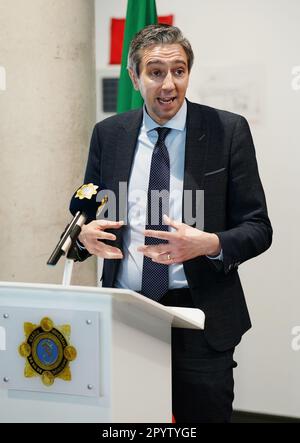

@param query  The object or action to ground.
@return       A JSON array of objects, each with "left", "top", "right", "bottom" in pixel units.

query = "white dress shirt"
[{"left": 115, "top": 101, "right": 189, "bottom": 291}]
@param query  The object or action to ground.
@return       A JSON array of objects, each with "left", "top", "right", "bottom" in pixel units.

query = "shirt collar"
[{"left": 142, "top": 99, "right": 187, "bottom": 133}]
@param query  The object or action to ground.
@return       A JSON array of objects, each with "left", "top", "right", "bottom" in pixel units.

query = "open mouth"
[{"left": 157, "top": 97, "right": 176, "bottom": 105}]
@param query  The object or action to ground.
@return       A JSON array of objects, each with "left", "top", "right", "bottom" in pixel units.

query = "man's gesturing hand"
[
  {"left": 78, "top": 220, "right": 124, "bottom": 259},
  {"left": 137, "top": 215, "right": 221, "bottom": 264}
]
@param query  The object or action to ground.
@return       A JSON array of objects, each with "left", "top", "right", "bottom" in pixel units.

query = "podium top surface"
[{"left": 0, "top": 281, "right": 204, "bottom": 330}]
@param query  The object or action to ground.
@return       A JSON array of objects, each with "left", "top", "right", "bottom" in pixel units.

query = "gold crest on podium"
[{"left": 18, "top": 317, "right": 77, "bottom": 386}]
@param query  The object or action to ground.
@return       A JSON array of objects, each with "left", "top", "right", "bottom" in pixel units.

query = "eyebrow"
[{"left": 145, "top": 59, "right": 187, "bottom": 67}]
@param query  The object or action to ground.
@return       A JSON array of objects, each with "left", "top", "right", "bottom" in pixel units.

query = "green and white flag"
[{"left": 117, "top": 0, "right": 158, "bottom": 113}]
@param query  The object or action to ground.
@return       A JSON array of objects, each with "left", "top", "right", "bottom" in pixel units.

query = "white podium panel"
[
  {"left": 1, "top": 307, "right": 100, "bottom": 397},
  {"left": 0, "top": 282, "right": 204, "bottom": 423}
]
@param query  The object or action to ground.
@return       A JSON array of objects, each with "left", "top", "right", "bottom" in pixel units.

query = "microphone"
[{"left": 47, "top": 183, "right": 108, "bottom": 266}]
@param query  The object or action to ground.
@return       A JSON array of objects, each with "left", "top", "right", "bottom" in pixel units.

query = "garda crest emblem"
[
  {"left": 75, "top": 183, "right": 98, "bottom": 200},
  {"left": 18, "top": 317, "right": 77, "bottom": 386}
]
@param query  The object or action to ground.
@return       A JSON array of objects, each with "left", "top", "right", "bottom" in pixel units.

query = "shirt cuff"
[
  {"left": 206, "top": 249, "right": 223, "bottom": 261},
  {"left": 76, "top": 239, "right": 86, "bottom": 250}
]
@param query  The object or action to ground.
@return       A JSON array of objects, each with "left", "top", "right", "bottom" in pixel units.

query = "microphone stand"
[
  {"left": 61, "top": 235, "right": 86, "bottom": 286},
  {"left": 62, "top": 258, "right": 74, "bottom": 286}
]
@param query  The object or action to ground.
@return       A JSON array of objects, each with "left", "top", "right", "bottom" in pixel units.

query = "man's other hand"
[
  {"left": 137, "top": 215, "right": 220, "bottom": 264},
  {"left": 78, "top": 220, "right": 124, "bottom": 259}
]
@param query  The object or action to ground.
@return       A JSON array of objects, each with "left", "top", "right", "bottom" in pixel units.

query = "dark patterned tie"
[{"left": 141, "top": 127, "right": 171, "bottom": 301}]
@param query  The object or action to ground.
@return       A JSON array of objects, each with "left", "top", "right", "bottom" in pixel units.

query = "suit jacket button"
[{"left": 228, "top": 264, "right": 233, "bottom": 271}]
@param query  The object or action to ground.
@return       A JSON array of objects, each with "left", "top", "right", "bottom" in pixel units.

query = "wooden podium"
[{"left": 0, "top": 281, "right": 204, "bottom": 423}]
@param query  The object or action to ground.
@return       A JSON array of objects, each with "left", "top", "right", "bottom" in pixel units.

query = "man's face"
[{"left": 129, "top": 44, "right": 190, "bottom": 125}]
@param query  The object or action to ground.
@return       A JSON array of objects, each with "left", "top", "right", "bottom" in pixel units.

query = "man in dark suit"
[{"left": 74, "top": 24, "right": 272, "bottom": 422}]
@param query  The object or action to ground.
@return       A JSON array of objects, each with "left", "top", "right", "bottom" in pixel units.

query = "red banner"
[{"left": 110, "top": 15, "right": 174, "bottom": 65}]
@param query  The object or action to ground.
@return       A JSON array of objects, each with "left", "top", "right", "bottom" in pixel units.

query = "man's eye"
[
  {"left": 175, "top": 69, "right": 185, "bottom": 76},
  {"left": 151, "top": 70, "right": 161, "bottom": 77}
]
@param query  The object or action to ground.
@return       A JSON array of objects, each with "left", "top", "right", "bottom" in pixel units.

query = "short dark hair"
[{"left": 127, "top": 24, "right": 194, "bottom": 76}]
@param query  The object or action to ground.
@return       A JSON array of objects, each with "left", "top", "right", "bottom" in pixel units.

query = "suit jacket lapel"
[
  {"left": 108, "top": 103, "right": 208, "bottom": 225},
  {"left": 104, "top": 109, "right": 143, "bottom": 217},
  {"left": 183, "top": 101, "right": 208, "bottom": 227},
  {"left": 112, "top": 102, "right": 208, "bottom": 193},
  {"left": 113, "top": 109, "right": 143, "bottom": 187}
]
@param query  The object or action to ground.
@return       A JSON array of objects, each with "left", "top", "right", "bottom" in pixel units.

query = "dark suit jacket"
[{"left": 76, "top": 100, "right": 272, "bottom": 351}]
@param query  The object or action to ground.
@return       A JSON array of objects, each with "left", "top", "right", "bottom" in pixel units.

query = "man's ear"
[{"left": 128, "top": 68, "right": 140, "bottom": 91}]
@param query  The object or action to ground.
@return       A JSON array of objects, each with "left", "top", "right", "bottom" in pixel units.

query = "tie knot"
[{"left": 155, "top": 127, "right": 171, "bottom": 144}]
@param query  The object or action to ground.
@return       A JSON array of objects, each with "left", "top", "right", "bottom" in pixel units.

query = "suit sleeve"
[
  {"left": 216, "top": 116, "right": 272, "bottom": 274},
  {"left": 84, "top": 124, "right": 102, "bottom": 184}
]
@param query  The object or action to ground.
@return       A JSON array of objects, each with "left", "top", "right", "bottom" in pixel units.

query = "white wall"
[
  {"left": 95, "top": 0, "right": 300, "bottom": 417},
  {"left": 0, "top": 0, "right": 97, "bottom": 287}
]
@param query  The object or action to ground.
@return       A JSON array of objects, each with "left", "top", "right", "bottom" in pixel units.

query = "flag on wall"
[
  {"left": 110, "top": 15, "right": 174, "bottom": 65},
  {"left": 116, "top": 0, "right": 158, "bottom": 113}
]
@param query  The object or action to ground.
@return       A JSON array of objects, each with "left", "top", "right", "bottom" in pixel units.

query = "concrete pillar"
[{"left": 0, "top": 0, "right": 96, "bottom": 286}]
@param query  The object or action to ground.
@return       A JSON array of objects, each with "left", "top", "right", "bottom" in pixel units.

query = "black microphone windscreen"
[{"left": 69, "top": 183, "right": 108, "bottom": 223}]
